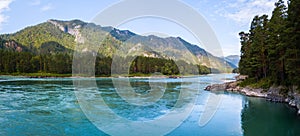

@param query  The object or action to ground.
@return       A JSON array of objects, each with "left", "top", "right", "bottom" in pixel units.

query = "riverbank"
[
  {"left": 0, "top": 73, "right": 184, "bottom": 78},
  {"left": 0, "top": 73, "right": 73, "bottom": 78},
  {"left": 204, "top": 81, "right": 300, "bottom": 115}
]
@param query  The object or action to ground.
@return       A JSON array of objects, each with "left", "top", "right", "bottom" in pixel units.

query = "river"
[{"left": 0, "top": 74, "right": 299, "bottom": 135}]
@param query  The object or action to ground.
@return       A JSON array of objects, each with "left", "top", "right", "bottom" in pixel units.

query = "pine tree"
[
  {"left": 239, "top": 15, "right": 269, "bottom": 80},
  {"left": 239, "top": 31, "right": 251, "bottom": 76},
  {"left": 239, "top": 0, "right": 300, "bottom": 90},
  {"left": 267, "top": 0, "right": 288, "bottom": 84},
  {"left": 285, "top": 0, "right": 300, "bottom": 86}
]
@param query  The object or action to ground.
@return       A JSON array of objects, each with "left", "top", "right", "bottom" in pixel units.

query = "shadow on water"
[{"left": 242, "top": 97, "right": 300, "bottom": 136}]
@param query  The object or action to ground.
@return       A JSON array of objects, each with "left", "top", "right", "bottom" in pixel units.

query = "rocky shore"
[{"left": 204, "top": 81, "right": 300, "bottom": 115}]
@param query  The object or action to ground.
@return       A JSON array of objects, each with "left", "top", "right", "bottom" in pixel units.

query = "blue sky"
[{"left": 0, "top": 0, "right": 278, "bottom": 56}]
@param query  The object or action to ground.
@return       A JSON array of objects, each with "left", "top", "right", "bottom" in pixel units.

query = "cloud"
[
  {"left": 41, "top": 3, "right": 53, "bottom": 11},
  {"left": 218, "top": 0, "right": 277, "bottom": 27},
  {"left": 30, "top": 0, "right": 40, "bottom": 6},
  {"left": 0, "top": 0, "right": 13, "bottom": 30}
]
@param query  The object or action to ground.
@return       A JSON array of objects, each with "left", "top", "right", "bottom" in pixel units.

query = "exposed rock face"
[
  {"left": 48, "top": 19, "right": 85, "bottom": 43},
  {"left": 205, "top": 81, "right": 300, "bottom": 115},
  {"left": 2, "top": 40, "right": 25, "bottom": 52}
]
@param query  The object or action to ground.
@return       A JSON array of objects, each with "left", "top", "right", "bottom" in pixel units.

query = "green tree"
[
  {"left": 285, "top": 0, "right": 300, "bottom": 86},
  {"left": 239, "top": 15, "right": 269, "bottom": 80},
  {"left": 267, "top": 0, "right": 288, "bottom": 84}
]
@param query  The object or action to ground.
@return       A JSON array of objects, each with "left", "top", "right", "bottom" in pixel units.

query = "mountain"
[
  {"left": 0, "top": 19, "right": 235, "bottom": 72},
  {"left": 225, "top": 55, "right": 240, "bottom": 68}
]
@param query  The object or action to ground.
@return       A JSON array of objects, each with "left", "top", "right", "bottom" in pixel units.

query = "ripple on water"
[{"left": 1, "top": 74, "right": 299, "bottom": 136}]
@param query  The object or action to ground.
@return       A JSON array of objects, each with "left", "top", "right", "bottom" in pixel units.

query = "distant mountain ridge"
[
  {"left": 225, "top": 55, "right": 240, "bottom": 68},
  {"left": 0, "top": 19, "right": 235, "bottom": 72}
]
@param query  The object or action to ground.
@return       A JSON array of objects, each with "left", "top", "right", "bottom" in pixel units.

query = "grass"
[{"left": 238, "top": 77, "right": 271, "bottom": 90}]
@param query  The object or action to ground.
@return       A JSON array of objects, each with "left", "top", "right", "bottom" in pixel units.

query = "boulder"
[
  {"left": 289, "top": 100, "right": 296, "bottom": 107},
  {"left": 235, "top": 75, "right": 248, "bottom": 81},
  {"left": 204, "top": 83, "right": 226, "bottom": 91},
  {"left": 266, "top": 86, "right": 286, "bottom": 102},
  {"left": 205, "top": 81, "right": 240, "bottom": 92}
]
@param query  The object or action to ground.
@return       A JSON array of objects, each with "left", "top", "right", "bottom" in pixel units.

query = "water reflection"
[{"left": 241, "top": 97, "right": 300, "bottom": 136}]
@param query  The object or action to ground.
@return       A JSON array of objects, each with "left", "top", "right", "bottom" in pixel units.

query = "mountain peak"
[
  {"left": 47, "top": 19, "right": 86, "bottom": 33},
  {"left": 47, "top": 19, "right": 86, "bottom": 26}
]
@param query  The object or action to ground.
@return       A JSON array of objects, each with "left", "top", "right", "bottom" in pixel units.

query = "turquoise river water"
[{"left": 0, "top": 74, "right": 299, "bottom": 136}]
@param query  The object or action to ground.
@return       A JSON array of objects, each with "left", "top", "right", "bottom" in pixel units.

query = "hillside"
[
  {"left": 0, "top": 19, "right": 235, "bottom": 73},
  {"left": 225, "top": 55, "right": 240, "bottom": 68}
]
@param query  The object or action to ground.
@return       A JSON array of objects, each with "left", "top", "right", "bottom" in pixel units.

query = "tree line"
[
  {"left": 239, "top": 0, "right": 300, "bottom": 87},
  {"left": 0, "top": 49, "right": 210, "bottom": 76}
]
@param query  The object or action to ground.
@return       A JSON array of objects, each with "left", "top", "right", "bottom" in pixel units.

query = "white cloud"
[
  {"left": 0, "top": 0, "right": 13, "bottom": 30},
  {"left": 41, "top": 3, "right": 53, "bottom": 11},
  {"left": 219, "top": 0, "right": 277, "bottom": 27},
  {"left": 30, "top": 0, "right": 41, "bottom": 6}
]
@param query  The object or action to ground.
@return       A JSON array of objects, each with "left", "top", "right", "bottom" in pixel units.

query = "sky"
[{"left": 0, "top": 0, "right": 279, "bottom": 56}]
